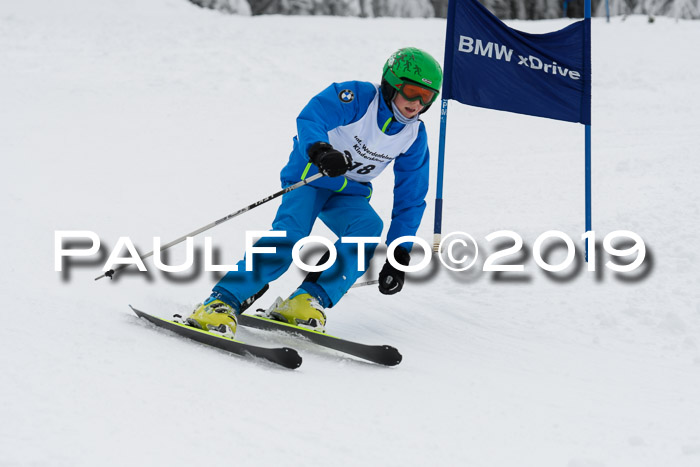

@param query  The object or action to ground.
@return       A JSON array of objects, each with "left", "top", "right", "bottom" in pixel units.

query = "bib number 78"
[{"left": 348, "top": 162, "right": 376, "bottom": 175}]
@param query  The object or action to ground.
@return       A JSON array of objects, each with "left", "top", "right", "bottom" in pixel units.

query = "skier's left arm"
[
  {"left": 378, "top": 124, "right": 429, "bottom": 296},
  {"left": 386, "top": 122, "right": 430, "bottom": 251}
]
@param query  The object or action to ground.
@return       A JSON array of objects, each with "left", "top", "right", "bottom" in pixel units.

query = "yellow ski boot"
[
  {"left": 267, "top": 293, "right": 327, "bottom": 332},
  {"left": 183, "top": 299, "right": 238, "bottom": 339}
]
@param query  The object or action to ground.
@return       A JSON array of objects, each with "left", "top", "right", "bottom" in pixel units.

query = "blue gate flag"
[{"left": 443, "top": 0, "right": 591, "bottom": 125}]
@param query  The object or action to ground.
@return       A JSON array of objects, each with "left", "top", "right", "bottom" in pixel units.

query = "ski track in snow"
[{"left": 1, "top": 1, "right": 699, "bottom": 466}]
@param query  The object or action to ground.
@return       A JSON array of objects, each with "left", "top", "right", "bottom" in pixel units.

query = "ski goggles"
[{"left": 397, "top": 81, "right": 438, "bottom": 106}]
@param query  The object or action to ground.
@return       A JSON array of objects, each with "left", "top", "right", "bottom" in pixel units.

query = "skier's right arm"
[
  {"left": 296, "top": 81, "right": 372, "bottom": 154},
  {"left": 293, "top": 81, "right": 375, "bottom": 196}
]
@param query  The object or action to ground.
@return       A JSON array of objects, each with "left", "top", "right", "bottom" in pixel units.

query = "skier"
[{"left": 183, "top": 47, "right": 443, "bottom": 337}]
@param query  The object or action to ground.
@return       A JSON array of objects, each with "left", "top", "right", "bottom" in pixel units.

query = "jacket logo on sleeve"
[{"left": 339, "top": 89, "right": 354, "bottom": 103}]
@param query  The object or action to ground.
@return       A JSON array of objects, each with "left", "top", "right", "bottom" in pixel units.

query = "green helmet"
[{"left": 381, "top": 47, "right": 443, "bottom": 108}]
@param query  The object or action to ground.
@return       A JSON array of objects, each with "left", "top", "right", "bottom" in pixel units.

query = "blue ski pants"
[{"left": 214, "top": 184, "right": 383, "bottom": 307}]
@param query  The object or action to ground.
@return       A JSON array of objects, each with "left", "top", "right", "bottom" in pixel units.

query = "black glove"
[
  {"left": 308, "top": 142, "right": 351, "bottom": 178},
  {"left": 378, "top": 246, "right": 410, "bottom": 295}
]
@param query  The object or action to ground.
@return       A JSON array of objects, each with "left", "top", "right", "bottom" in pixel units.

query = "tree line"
[{"left": 189, "top": 0, "right": 699, "bottom": 19}]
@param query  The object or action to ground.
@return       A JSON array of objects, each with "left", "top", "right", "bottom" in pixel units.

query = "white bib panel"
[{"left": 327, "top": 88, "right": 420, "bottom": 183}]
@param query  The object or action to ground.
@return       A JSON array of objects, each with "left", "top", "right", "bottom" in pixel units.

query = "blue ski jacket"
[{"left": 280, "top": 80, "right": 430, "bottom": 247}]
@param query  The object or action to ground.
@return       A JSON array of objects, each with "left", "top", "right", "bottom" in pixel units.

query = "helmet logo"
[
  {"left": 384, "top": 47, "right": 442, "bottom": 95},
  {"left": 339, "top": 89, "right": 354, "bottom": 103}
]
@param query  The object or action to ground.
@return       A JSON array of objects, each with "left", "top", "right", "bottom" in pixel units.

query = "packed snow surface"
[{"left": 1, "top": 1, "right": 699, "bottom": 466}]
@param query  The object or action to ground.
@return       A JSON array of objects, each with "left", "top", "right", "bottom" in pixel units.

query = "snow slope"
[{"left": 1, "top": 1, "right": 699, "bottom": 466}]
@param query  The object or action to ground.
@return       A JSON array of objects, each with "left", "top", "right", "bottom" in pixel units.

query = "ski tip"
[
  {"left": 280, "top": 347, "right": 303, "bottom": 369},
  {"left": 381, "top": 345, "right": 402, "bottom": 366}
]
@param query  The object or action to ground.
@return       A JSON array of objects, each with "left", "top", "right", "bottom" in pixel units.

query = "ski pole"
[
  {"left": 94, "top": 172, "right": 325, "bottom": 281},
  {"left": 350, "top": 280, "right": 378, "bottom": 288}
]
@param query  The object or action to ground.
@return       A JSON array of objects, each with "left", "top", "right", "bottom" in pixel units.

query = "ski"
[
  {"left": 238, "top": 312, "right": 402, "bottom": 366},
  {"left": 130, "top": 306, "right": 302, "bottom": 369}
]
